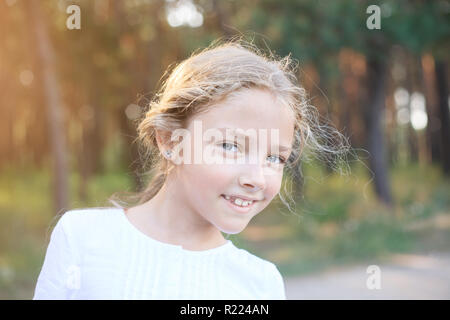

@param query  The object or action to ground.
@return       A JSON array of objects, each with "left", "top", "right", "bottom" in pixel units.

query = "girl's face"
[{"left": 172, "top": 88, "right": 295, "bottom": 234}]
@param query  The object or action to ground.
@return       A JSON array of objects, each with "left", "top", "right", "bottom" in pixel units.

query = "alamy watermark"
[
  {"left": 66, "top": 4, "right": 81, "bottom": 30},
  {"left": 165, "top": 120, "right": 289, "bottom": 174},
  {"left": 366, "top": 5, "right": 381, "bottom": 30},
  {"left": 66, "top": 264, "right": 81, "bottom": 290},
  {"left": 366, "top": 265, "right": 381, "bottom": 290}
]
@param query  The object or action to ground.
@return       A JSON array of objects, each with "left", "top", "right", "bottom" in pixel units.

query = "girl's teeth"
[
  {"left": 223, "top": 195, "right": 254, "bottom": 207},
  {"left": 223, "top": 195, "right": 253, "bottom": 207}
]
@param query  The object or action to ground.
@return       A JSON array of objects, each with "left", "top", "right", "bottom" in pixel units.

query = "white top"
[{"left": 33, "top": 207, "right": 286, "bottom": 300}]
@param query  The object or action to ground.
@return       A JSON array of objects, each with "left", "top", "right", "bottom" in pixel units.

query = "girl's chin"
[
  {"left": 215, "top": 215, "right": 253, "bottom": 234},
  {"left": 218, "top": 224, "right": 247, "bottom": 235}
]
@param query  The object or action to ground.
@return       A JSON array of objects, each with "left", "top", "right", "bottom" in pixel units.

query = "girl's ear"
[{"left": 155, "top": 129, "right": 172, "bottom": 154}]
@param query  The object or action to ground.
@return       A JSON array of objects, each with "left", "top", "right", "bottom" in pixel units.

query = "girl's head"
[{"left": 110, "top": 38, "right": 350, "bottom": 233}]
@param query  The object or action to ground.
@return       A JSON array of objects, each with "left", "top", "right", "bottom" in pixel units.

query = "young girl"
[{"left": 33, "top": 38, "right": 349, "bottom": 300}]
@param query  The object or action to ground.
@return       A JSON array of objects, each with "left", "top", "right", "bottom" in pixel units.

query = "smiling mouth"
[{"left": 221, "top": 194, "right": 258, "bottom": 209}]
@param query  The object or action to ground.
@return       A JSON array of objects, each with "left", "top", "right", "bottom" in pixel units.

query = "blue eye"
[
  {"left": 267, "top": 155, "right": 286, "bottom": 164},
  {"left": 221, "top": 142, "right": 239, "bottom": 152},
  {"left": 221, "top": 142, "right": 287, "bottom": 164}
]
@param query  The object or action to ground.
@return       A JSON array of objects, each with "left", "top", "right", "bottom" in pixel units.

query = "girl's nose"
[{"left": 238, "top": 165, "right": 266, "bottom": 192}]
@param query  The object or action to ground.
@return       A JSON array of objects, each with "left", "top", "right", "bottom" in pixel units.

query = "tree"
[
  {"left": 26, "top": 0, "right": 69, "bottom": 214},
  {"left": 434, "top": 60, "right": 450, "bottom": 175}
]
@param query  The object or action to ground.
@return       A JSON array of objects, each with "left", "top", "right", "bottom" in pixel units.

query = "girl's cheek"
[
  {"left": 264, "top": 172, "right": 284, "bottom": 198},
  {"left": 190, "top": 163, "right": 236, "bottom": 189},
  {"left": 206, "top": 164, "right": 237, "bottom": 183}
]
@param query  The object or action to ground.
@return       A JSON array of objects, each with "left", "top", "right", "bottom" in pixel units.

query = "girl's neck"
[{"left": 126, "top": 179, "right": 227, "bottom": 251}]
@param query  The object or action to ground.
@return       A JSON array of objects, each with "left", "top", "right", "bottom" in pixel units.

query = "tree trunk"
[
  {"left": 421, "top": 54, "right": 442, "bottom": 165},
  {"left": 212, "top": 0, "right": 233, "bottom": 38},
  {"left": 364, "top": 57, "right": 393, "bottom": 206},
  {"left": 434, "top": 60, "right": 450, "bottom": 176},
  {"left": 27, "top": 0, "right": 69, "bottom": 214},
  {"left": 112, "top": 0, "right": 146, "bottom": 191}
]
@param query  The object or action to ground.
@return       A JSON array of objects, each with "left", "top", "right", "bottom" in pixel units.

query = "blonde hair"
[{"left": 109, "top": 37, "right": 351, "bottom": 214}]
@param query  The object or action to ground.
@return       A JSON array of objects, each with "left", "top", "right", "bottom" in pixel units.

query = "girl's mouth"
[{"left": 221, "top": 194, "right": 256, "bottom": 213}]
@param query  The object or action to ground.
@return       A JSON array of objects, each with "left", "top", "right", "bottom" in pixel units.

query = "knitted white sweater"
[{"left": 33, "top": 208, "right": 286, "bottom": 300}]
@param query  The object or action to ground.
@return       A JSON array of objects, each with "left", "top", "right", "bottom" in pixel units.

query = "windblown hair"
[{"left": 109, "top": 37, "right": 351, "bottom": 214}]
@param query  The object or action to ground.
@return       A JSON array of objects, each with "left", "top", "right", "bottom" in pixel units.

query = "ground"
[{"left": 285, "top": 251, "right": 450, "bottom": 299}]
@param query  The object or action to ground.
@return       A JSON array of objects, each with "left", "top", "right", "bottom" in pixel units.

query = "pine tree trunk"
[
  {"left": 27, "top": 0, "right": 69, "bottom": 214},
  {"left": 421, "top": 55, "right": 442, "bottom": 164},
  {"left": 434, "top": 60, "right": 450, "bottom": 176},
  {"left": 364, "top": 57, "right": 393, "bottom": 206}
]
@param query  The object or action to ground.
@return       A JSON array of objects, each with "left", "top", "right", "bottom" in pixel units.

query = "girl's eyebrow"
[
  {"left": 277, "top": 145, "right": 292, "bottom": 152},
  {"left": 216, "top": 127, "right": 292, "bottom": 152}
]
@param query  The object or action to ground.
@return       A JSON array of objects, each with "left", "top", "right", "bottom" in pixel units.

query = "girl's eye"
[
  {"left": 267, "top": 155, "right": 286, "bottom": 165},
  {"left": 221, "top": 142, "right": 239, "bottom": 152},
  {"left": 220, "top": 142, "right": 286, "bottom": 165}
]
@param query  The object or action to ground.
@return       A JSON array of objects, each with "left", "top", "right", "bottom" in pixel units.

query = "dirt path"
[{"left": 284, "top": 251, "right": 450, "bottom": 299}]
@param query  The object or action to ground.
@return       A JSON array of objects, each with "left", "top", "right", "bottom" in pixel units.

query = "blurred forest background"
[{"left": 0, "top": 0, "right": 449, "bottom": 299}]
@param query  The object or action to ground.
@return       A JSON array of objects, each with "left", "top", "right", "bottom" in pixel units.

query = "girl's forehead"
[
  {"left": 190, "top": 88, "right": 295, "bottom": 131},
  {"left": 184, "top": 91, "right": 295, "bottom": 149}
]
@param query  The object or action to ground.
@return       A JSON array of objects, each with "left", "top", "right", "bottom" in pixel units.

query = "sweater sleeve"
[
  {"left": 264, "top": 263, "right": 287, "bottom": 300},
  {"left": 33, "top": 212, "right": 81, "bottom": 300}
]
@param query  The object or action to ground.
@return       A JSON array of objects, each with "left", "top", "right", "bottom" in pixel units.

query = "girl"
[{"left": 33, "top": 38, "right": 349, "bottom": 300}]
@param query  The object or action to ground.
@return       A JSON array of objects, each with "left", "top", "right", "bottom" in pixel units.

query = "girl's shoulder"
[
  {"left": 58, "top": 206, "right": 123, "bottom": 228},
  {"left": 54, "top": 207, "right": 124, "bottom": 243}
]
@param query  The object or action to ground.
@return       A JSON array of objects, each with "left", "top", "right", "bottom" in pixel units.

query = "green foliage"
[
  {"left": 249, "top": 0, "right": 450, "bottom": 64},
  {"left": 331, "top": 214, "right": 414, "bottom": 259}
]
